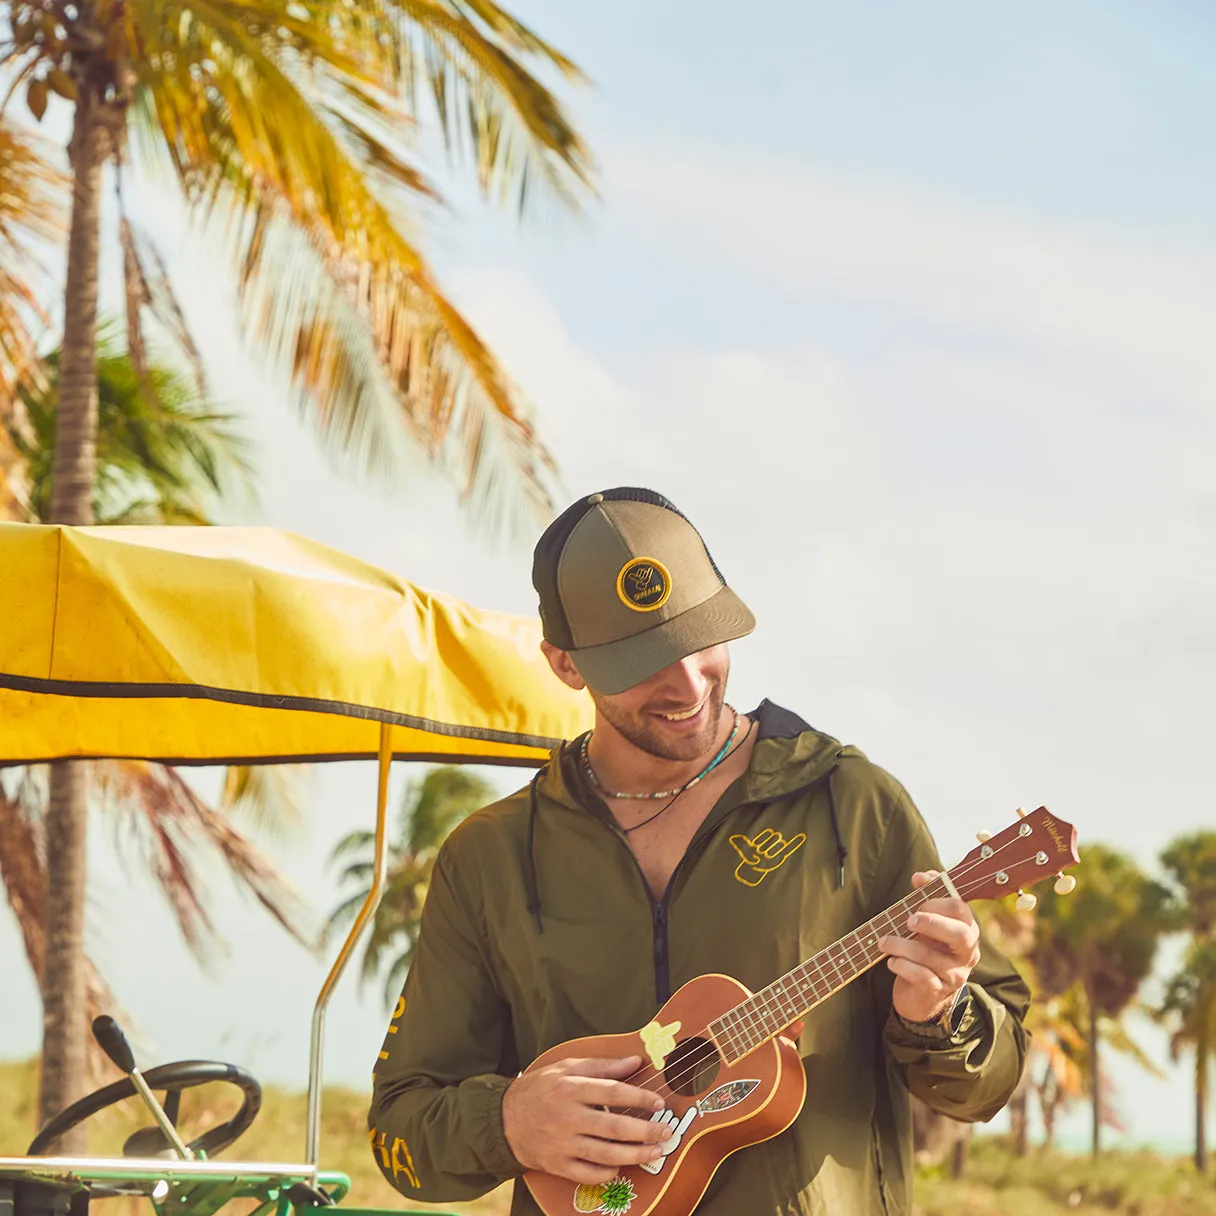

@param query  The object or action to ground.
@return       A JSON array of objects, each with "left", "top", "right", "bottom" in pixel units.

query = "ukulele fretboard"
[{"left": 708, "top": 875, "right": 951, "bottom": 1064}]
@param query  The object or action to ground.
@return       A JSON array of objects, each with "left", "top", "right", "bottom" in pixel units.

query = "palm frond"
[
  {"left": 0, "top": 774, "right": 131, "bottom": 1086},
  {"left": 126, "top": 0, "right": 567, "bottom": 534},
  {"left": 0, "top": 115, "right": 64, "bottom": 413},
  {"left": 11, "top": 326, "right": 256, "bottom": 524},
  {"left": 220, "top": 764, "right": 309, "bottom": 842},
  {"left": 96, "top": 761, "right": 318, "bottom": 963},
  {"left": 328, "top": 829, "right": 379, "bottom": 862},
  {"left": 384, "top": 0, "right": 593, "bottom": 212},
  {"left": 117, "top": 210, "right": 209, "bottom": 400},
  {"left": 322, "top": 765, "right": 495, "bottom": 1001}
]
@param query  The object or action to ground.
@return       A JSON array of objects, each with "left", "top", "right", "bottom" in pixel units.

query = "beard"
[{"left": 592, "top": 675, "right": 729, "bottom": 764}]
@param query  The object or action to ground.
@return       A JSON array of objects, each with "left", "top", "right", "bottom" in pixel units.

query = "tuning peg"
[
  {"left": 1015, "top": 890, "right": 1038, "bottom": 911},
  {"left": 1054, "top": 873, "right": 1077, "bottom": 895},
  {"left": 976, "top": 831, "right": 991, "bottom": 843},
  {"left": 1015, "top": 806, "right": 1027, "bottom": 819}
]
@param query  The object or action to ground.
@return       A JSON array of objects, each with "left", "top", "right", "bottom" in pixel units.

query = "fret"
[
  {"left": 728, "top": 1008, "right": 751, "bottom": 1054},
  {"left": 809, "top": 967, "right": 831, "bottom": 1003},
  {"left": 764, "top": 987, "right": 784, "bottom": 1025},
  {"left": 739, "top": 1002, "right": 762, "bottom": 1047},
  {"left": 785, "top": 968, "right": 813, "bottom": 1014},
  {"left": 823, "top": 943, "right": 846, "bottom": 988},
  {"left": 778, "top": 979, "right": 800, "bottom": 1023},
  {"left": 843, "top": 929, "right": 866, "bottom": 972},
  {"left": 719, "top": 1011, "right": 743, "bottom": 1060},
  {"left": 873, "top": 909, "right": 899, "bottom": 943},
  {"left": 711, "top": 1016, "right": 738, "bottom": 1059}
]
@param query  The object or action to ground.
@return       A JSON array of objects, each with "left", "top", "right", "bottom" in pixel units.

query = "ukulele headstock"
[{"left": 948, "top": 806, "right": 1079, "bottom": 909}]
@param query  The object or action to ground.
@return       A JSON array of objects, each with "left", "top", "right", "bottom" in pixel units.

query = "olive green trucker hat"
[{"left": 531, "top": 488, "right": 755, "bottom": 694}]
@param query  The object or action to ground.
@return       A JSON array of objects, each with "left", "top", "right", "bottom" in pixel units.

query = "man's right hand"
[{"left": 502, "top": 1055, "right": 672, "bottom": 1184}]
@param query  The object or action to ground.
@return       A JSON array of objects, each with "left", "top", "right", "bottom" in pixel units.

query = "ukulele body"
[{"left": 523, "top": 973, "right": 806, "bottom": 1216}]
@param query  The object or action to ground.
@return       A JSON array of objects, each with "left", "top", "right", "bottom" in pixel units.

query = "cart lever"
[{"left": 92, "top": 1016, "right": 194, "bottom": 1161}]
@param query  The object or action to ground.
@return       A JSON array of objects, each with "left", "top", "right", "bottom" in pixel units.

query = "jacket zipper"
[
  {"left": 649, "top": 815, "right": 740, "bottom": 1004},
  {"left": 608, "top": 784, "right": 823, "bottom": 1006},
  {"left": 652, "top": 902, "right": 670, "bottom": 1004}
]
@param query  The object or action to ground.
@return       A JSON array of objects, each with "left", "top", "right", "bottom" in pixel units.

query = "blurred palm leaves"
[
  {"left": 325, "top": 766, "right": 497, "bottom": 1007},
  {"left": 5, "top": 324, "right": 253, "bottom": 523},
  {"left": 3, "top": 0, "right": 593, "bottom": 531},
  {"left": 0, "top": 116, "right": 63, "bottom": 513}
]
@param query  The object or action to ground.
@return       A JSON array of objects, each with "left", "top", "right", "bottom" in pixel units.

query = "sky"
[{"left": 3, "top": 0, "right": 1215, "bottom": 1156}]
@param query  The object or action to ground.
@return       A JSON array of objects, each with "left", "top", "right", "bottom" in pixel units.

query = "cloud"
[
  {"left": 610, "top": 145, "right": 1216, "bottom": 420},
  {"left": 456, "top": 232, "right": 1212, "bottom": 865}
]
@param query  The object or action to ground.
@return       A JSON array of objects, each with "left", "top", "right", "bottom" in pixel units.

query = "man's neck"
[{"left": 585, "top": 706, "right": 739, "bottom": 796}]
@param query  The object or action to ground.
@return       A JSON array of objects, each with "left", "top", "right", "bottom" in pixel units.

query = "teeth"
[{"left": 660, "top": 704, "right": 703, "bottom": 721}]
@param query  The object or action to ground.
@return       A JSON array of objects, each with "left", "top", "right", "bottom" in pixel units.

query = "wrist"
[{"left": 897, "top": 985, "right": 969, "bottom": 1037}]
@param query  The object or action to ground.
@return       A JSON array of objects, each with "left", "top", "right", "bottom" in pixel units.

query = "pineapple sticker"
[{"left": 572, "top": 1176, "right": 636, "bottom": 1213}]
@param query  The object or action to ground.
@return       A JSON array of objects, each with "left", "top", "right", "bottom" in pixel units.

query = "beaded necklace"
[{"left": 580, "top": 709, "right": 740, "bottom": 801}]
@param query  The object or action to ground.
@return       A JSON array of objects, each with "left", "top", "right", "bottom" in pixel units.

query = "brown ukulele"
[{"left": 524, "top": 805, "right": 1079, "bottom": 1216}]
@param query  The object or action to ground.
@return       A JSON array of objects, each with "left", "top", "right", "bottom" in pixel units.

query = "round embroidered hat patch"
[{"left": 616, "top": 557, "right": 671, "bottom": 612}]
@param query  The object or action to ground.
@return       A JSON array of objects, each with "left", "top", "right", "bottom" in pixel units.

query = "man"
[{"left": 370, "top": 487, "right": 1030, "bottom": 1215}]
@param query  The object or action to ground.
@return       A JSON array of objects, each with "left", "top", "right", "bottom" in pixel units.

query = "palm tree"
[
  {"left": 1030, "top": 843, "right": 1172, "bottom": 1158},
  {"left": 3, "top": 0, "right": 591, "bottom": 1122},
  {"left": 7, "top": 324, "right": 253, "bottom": 523},
  {"left": 1156, "top": 940, "right": 1216, "bottom": 1173},
  {"left": 1161, "top": 831, "right": 1216, "bottom": 939},
  {"left": 0, "top": 334, "right": 309, "bottom": 1131},
  {"left": 325, "top": 765, "right": 496, "bottom": 1008},
  {"left": 1158, "top": 830, "right": 1216, "bottom": 1171}
]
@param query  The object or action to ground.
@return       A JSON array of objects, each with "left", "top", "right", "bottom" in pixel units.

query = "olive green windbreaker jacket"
[{"left": 369, "top": 702, "right": 1031, "bottom": 1215}]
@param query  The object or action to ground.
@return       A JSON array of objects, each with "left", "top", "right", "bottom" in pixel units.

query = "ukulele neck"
[{"left": 709, "top": 874, "right": 953, "bottom": 1065}]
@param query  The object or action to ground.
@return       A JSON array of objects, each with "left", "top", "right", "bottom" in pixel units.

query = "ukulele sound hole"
[{"left": 663, "top": 1036, "right": 721, "bottom": 1097}]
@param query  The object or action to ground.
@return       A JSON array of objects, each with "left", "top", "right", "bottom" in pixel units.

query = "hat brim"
[{"left": 567, "top": 586, "right": 755, "bottom": 696}]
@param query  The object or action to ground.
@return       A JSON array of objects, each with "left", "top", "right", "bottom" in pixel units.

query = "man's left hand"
[{"left": 879, "top": 871, "right": 981, "bottom": 1024}]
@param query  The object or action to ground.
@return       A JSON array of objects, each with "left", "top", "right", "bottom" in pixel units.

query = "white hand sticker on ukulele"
[{"left": 639, "top": 1105, "right": 699, "bottom": 1175}]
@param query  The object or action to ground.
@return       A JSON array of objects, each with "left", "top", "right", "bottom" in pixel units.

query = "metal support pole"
[{"left": 306, "top": 722, "right": 392, "bottom": 1171}]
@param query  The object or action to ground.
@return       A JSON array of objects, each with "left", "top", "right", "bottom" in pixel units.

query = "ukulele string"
[{"left": 609, "top": 833, "right": 1045, "bottom": 1110}]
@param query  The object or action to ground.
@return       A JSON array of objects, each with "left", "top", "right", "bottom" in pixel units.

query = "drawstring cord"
[
  {"left": 525, "top": 763, "right": 547, "bottom": 933},
  {"left": 827, "top": 767, "right": 848, "bottom": 889}
]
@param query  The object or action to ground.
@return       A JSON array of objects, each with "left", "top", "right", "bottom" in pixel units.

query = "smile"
[{"left": 657, "top": 701, "right": 707, "bottom": 722}]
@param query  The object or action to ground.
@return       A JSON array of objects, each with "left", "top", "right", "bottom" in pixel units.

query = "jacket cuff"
[
  {"left": 467, "top": 1073, "right": 526, "bottom": 1179},
  {"left": 888, "top": 986, "right": 976, "bottom": 1048}
]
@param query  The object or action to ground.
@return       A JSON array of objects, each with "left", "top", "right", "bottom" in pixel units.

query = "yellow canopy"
[{"left": 0, "top": 523, "right": 592, "bottom": 766}]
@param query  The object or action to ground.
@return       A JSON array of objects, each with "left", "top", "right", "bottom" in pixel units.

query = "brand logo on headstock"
[{"left": 1042, "top": 815, "right": 1069, "bottom": 855}]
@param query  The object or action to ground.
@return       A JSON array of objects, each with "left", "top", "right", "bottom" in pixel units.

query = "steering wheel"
[{"left": 27, "top": 1059, "right": 263, "bottom": 1164}]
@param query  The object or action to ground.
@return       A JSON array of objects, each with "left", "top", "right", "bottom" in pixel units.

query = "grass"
[{"left": 3, "top": 1059, "right": 1213, "bottom": 1215}]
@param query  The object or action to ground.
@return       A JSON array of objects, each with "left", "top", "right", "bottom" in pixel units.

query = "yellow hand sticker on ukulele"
[
  {"left": 729, "top": 828, "right": 807, "bottom": 887},
  {"left": 639, "top": 1019, "right": 682, "bottom": 1069}
]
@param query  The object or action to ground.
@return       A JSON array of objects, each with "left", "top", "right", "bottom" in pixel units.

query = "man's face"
[{"left": 590, "top": 644, "right": 731, "bottom": 763}]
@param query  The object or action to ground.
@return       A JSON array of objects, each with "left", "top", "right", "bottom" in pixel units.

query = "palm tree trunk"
[
  {"left": 1009, "top": 1071, "right": 1030, "bottom": 1156},
  {"left": 1089, "top": 994, "right": 1101, "bottom": 1159},
  {"left": 1197, "top": 1020, "right": 1209, "bottom": 1174},
  {"left": 950, "top": 1127, "right": 971, "bottom": 1179},
  {"left": 39, "top": 79, "right": 110, "bottom": 1149}
]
